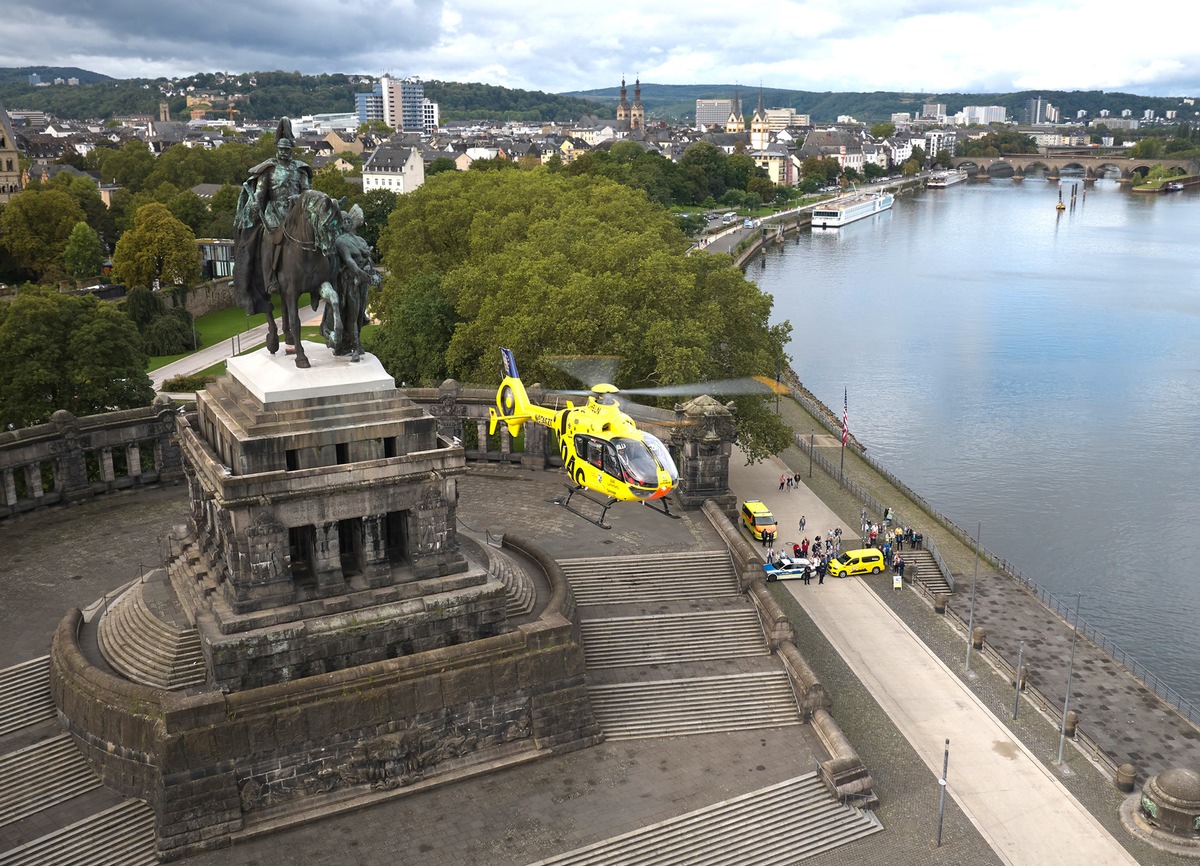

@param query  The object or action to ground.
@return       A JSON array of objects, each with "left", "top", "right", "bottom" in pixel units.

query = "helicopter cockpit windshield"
[
  {"left": 611, "top": 438, "right": 660, "bottom": 488},
  {"left": 641, "top": 433, "right": 679, "bottom": 485}
]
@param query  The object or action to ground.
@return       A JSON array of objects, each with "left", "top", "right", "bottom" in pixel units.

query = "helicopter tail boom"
[{"left": 489, "top": 347, "right": 554, "bottom": 438}]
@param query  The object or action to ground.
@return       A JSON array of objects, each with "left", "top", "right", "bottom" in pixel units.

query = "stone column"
[
  {"left": 475, "top": 420, "right": 489, "bottom": 455},
  {"left": 312, "top": 521, "right": 345, "bottom": 595},
  {"left": 24, "top": 463, "right": 44, "bottom": 499},
  {"left": 127, "top": 443, "right": 142, "bottom": 479},
  {"left": 361, "top": 514, "right": 391, "bottom": 587},
  {"left": 100, "top": 448, "right": 115, "bottom": 483},
  {"left": 2, "top": 469, "right": 16, "bottom": 507}
]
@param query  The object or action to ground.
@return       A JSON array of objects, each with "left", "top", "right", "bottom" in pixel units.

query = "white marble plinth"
[{"left": 227, "top": 342, "right": 395, "bottom": 405}]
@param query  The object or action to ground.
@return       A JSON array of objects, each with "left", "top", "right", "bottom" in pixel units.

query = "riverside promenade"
[{"left": 729, "top": 455, "right": 1140, "bottom": 865}]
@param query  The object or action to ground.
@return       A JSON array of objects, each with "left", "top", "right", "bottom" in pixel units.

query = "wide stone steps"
[
  {"left": 484, "top": 543, "right": 536, "bottom": 618},
  {"left": 558, "top": 551, "right": 738, "bottom": 605},
  {"left": 580, "top": 609, "right": 767, "bottom": 669},
  {"left": 97, "top": 581, "right": 206, "bottom": 690},
  {"left": 0, "top": 657, "right": 54, "bottom": 738},
  {"left": 0, "top": 798, "right": 156, "bottom": 866},
  {"left": 529, "top": 771, "right": 882, "bottom": 865},
  {"left": 0, "top": 734, "right": 101, "bottom": 827},
  {"left": 900, "top": 548, "right": 952, "bottom": 596},
  {"left": 588, "top": 671, "right": 801, "bottom": 740}
]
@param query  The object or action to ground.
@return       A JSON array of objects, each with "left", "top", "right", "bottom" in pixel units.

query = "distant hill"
[
  {"left": 0, "top": 68, "right": 606, "bottom": 124},
  {"left": 0, "top": 68, "right": 1191, "bottom": 126},
  {"left": 565, "top": 83, "right": 1198, "bottom": 124}
]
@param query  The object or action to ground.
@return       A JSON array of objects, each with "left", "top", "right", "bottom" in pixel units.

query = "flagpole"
[{"left": 840, "top": 388, "right": 847, "bottom": 483}]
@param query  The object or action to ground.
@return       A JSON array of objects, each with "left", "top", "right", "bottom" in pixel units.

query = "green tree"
[
  {"left": 0, "top": 288, "right": 153, "bottom": 427},
  {"left": 203, "top": 183, "right": 241, "bottom": 239},
  {"left": 0, "top": 188, "right": 87, "bottom": 279},
  {"left": 96, "top": 140, "right": 155, "bottom": 191},
  {"left": 934, "top": 149, "right": 954, "bottom": 168},
  {"left": 870, "top": 122, "right": 896, "bottom": 139},
  {"left": 313, "top": 163, "right": 351, "bottom": 199},
  {"left": 122, "top": 285, "right": 166, "bottom": 329},
  {"left": 111, "top": 203, "right": 201, "bottom": 289},
  {"left": 1129, "top": 137, "right": 1166, "bottom": 159},
  {"left": 62, "top": 222, "right": 106, "bottom": 280},
  {"left": 374, "top": 169, "right": 790, "bottom": 461},
  {"left": 862, "top": 162, "right": 886, "bottom": 181},
  {"left": 353, "top": 188, "right": 399, "bottom": 253},
  {"left": 427, "top": 156, "right": 458, "bottom": 176}
]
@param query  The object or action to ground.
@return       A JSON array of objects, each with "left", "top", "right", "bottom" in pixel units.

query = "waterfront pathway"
[{"left": 729, "top": 454, "right": 1141, "bottom": 865}]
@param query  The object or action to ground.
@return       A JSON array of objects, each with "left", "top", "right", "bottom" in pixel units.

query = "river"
[{"left": 754, "top": 177, "right": 1200, "bottom": 705}]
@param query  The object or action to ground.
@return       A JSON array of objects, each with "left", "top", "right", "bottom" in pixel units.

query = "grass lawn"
[{"left": 147, "top": 292, "right": 312, "bottom": 371}]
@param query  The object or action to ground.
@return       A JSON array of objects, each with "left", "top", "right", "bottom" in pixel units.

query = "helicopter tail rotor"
[{"left": 489, "top": 347, "right": 534, "bottom": 438}]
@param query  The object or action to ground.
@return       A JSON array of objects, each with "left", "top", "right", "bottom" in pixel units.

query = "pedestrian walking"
[
  {"left": 767, "top": 545, "right": 776, "bottom": 564},
  {"left": 802, "top": 564, "right": 812, "bottom": 585},
  {"left": 801, "top": 538, "right": 809, "bottom": 556},
  {"left": 799, "top": 515, "right": 807, "bottom": 532},
  {"left": 786, "top": 476, "right": 793, "bottom": 492},
  {"left": 817, "top": 561, "right": 825, "bottom": 585},
  {"left": 779, "top": 474, "right": 786, "bottom": 491}
]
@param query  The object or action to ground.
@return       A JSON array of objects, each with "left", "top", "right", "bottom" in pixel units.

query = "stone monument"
[{"left": 50, "top": 347, "right": 600, "bottom": 860}]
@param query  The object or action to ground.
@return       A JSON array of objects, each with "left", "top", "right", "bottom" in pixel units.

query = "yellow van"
[
  {"left": 827, "top": 548, "right": 886, "bottom": 577},
  {"left": 740, "top": 500, "right": 777, "bottom": 541}
]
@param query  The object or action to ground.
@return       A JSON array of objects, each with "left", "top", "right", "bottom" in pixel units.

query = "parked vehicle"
[
  {"left": 827, "top": 548, "right": 885, "bottom": 577},
  {"left": 763, "top": 556, "right": 812, "bottom": 581},
  {"left": 740, "top": 500, "right": 777, "bottom": 541}
]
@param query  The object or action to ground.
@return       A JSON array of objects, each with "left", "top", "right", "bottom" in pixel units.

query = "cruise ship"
[
  {"left": 810, "top": 191, "right": 894, "bottom": 228},
  {"left": 927, "top": 169, "right": 968, "bottom": 188}
]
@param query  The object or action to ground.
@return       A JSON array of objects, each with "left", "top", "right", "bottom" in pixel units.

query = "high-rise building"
[
  {"left": 695, "top": 99, "right": 733, "bottom": 130},
  {"left": 961, "top": 105, "right": 1007, "bottom": 125},
  {"left": 922, "top": 103, "right": 946, "bottom": 119},
  {"left": 358, "top": 77, "right": 438, "bottom": 133}
]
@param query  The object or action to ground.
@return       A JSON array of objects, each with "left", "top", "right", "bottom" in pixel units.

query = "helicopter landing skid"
[
  {"left": 556, "top": 486, "right": 615, "bottom": 530},
  {"left": 642, "top": 495, "right": 682, "bottom": 520}
]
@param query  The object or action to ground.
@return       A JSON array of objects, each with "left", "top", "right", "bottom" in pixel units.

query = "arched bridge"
[{"left": 950, "top": 155, "right": 1199, "bottom": 181}]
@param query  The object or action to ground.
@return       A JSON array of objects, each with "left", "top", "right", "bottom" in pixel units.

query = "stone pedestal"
[{"left": 175, "top": 345, "right": 499, "bottom": 691}]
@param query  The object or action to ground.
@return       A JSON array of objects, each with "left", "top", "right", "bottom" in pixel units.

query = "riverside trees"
[{"left": 371, "top": 168, "right": 792, "bottom": 462}]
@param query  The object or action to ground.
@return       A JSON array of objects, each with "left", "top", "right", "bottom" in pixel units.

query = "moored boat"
[
  {"left": 810, "top": 191, "right": 894, "bottom": 228},
  {"left": 927, "top": 169, "right": 968, "bottom": 188}
]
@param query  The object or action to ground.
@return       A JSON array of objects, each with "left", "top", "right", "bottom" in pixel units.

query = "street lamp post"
[
  {"left": 936, "top": 738, "right": 950, "bottom": 847},
  {"left": 1057, "top": 593, "right": 1082, "bottom": 765},
  {"left": 1012, "top": 640, "right": 1024, "bottom": 719},
  {"left": 964, "top": 522, "right": 981, "bottom": 673}
]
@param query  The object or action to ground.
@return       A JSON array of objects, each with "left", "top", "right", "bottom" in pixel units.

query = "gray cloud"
[{"left": 2, "top": 0, "right": 1197, "bottom": 97}]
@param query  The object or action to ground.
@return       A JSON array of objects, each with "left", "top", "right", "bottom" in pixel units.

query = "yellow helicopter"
[{"left": 488, "top": 347, "right": 682, "bottom": 527}]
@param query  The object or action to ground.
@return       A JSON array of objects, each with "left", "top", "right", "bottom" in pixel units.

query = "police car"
[{"left": 762, "top": 556, "right": 813, "bottom": 581}]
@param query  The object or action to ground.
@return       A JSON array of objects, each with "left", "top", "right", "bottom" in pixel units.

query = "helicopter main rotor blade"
[{"left": 619, "top": 376, "right": 786, "bottom": 397}]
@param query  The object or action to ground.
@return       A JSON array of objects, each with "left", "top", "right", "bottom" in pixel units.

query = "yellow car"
[
  {"left": 827, "top": 548, "right": 886, "bottom": 578},
  {"left": 740, "top": 500, "right": 777, "bottom": 541}
]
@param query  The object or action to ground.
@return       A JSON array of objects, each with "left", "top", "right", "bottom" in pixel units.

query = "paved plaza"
[{"left": 3, "top": 425, "right": 1198, "bottom": 863}]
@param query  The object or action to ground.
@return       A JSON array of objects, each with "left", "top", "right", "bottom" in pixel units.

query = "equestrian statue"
[{"left": 233, "top": 118, "right": 380, "bottom": 368}]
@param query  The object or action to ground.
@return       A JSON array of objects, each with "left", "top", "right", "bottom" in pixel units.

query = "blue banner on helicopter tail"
[{"left": 500, "top": 347, "right": 520, "bottom": 380}]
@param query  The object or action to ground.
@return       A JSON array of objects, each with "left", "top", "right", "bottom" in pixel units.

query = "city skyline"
[{"left": 3, "top": 0, "right": 1197, "bottom": 99}]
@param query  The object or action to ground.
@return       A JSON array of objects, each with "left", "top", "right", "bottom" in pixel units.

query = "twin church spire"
[{"left": 615, "top": 76, "right": 644, "bottom": 132}]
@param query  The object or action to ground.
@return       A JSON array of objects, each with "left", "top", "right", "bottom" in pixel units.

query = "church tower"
[
  {"left": 750, "top": 87, "right": 769, "bottom": 151},
  {"left": 616, "top": 77, "right": 631, "bottom": 132},
  {"left": 0, "top": 102, "right": 22, "bottom": 204},
  {"left": 725, "top": 86, "right": 745, "bottom": 133},
  {"left": 630, "top": 77, "right": 645, "bottom": 131}
]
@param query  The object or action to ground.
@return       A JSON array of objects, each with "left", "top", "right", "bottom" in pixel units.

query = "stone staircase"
[
  {"left": 558, "top": 550, "right": 741, "bottom": 606},
  {"left": 0, "top": 657, "right": 54, "bottom": 738},
  {"left": 899, "top": 547, "right": 952, "bottom": 597},
  {"left": 0, "top": 660, "right": 156, "bottom": 866},
  {"left": 0, "top": 734, "right": 101, "bottom": 825},
  {"left": 558, "top": 551, "right": 801, "bottom": 741},
  {"left": 588, "top": 671, "right": 801, "bottom": 739},
  {"left": 97, "top": 575, "right": 207, "bottom": 691},
  {"left": 528, "top": 771, "right": 882, "bottom": 865},
  {"left": 0, "top": 799, "right": 156, "bottom": 866},
  {"left": 579, "top": 608, "right": 766, "bottom": 669},
  {"left": 483, "top": 541, "right": 537, "bottom": 618}
]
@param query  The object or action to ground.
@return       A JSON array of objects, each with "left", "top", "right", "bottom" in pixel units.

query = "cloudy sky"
[{"left": 4, "top": 0, "right": 1197, "bottom": 97}]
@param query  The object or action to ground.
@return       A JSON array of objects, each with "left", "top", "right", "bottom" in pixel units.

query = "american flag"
[{"left": 842, "top": 389, "right": 849, "bottom": 446}]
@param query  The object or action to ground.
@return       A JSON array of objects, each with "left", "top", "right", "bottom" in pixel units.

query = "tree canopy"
[
  {"left": 372, "top": 169, "right": 791, "bottom": 461},
  {"left": 0, "top": 188, "right": 87, "bottom": 280},
  {"left": 110, "top": 203, "right": 201, "bottom": 289},
  {"left": 0, "top": 288, "right": 154, "bottom": 427}
]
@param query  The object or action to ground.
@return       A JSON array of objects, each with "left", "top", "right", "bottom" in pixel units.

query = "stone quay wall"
[
  {"left": 50, "top": 533, "right": 600, "bottom": 861},
  {"left": 0, "top": 398, "right": 185, "bottom": 520}
]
